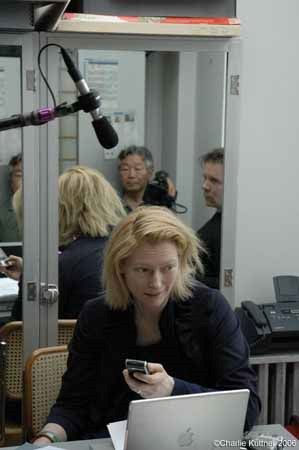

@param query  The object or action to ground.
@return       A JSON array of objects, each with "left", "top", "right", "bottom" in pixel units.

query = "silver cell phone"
[{"left": 125, "top": 359, "right": 149, "bottom": 375}]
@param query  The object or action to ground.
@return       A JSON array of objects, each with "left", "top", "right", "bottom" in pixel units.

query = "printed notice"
[{"left": 84, "top": 59, "right": 119, "bottom": 110}]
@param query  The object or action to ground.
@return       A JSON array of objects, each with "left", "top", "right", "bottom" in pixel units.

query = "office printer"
[{"left": 235, "top": 276, "right": 299, "bottom": 355}]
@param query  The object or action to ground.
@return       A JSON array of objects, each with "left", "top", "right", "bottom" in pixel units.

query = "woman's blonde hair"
[
  {"left": 59, "top": 165, "right": 126, "bottom": 245},
  {"left": 103, "top": 206, "right": 205, "bottom": 310}
]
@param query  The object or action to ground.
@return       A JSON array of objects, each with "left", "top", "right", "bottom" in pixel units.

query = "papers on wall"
[{"left": 84, "top": 58, "right": 119, "bottom": 110}]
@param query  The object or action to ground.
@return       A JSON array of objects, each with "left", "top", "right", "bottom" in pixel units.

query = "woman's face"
[{"left": 121, "top": 240, "right": 179, "bottom": 314}]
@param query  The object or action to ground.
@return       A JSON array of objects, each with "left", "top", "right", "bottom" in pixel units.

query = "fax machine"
[{"left": 235, "top": 275, "right": 299, "bottom": 354}]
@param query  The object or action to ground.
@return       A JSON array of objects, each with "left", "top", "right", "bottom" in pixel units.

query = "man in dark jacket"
[
  {"left": 0, "top": 153, "right": 22, "bottom": 243},
  {"left": 197, "top": 148, "right": 224, "bottom": 289}
]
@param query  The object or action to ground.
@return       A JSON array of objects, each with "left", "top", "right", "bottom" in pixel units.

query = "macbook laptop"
[{"left": 124, "top": 389, "right": 249, "bottom": 450}]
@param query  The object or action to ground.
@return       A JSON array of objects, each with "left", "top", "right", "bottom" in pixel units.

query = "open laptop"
[{"left": 124, "top": 389, "right": 249, "bottom": 450}]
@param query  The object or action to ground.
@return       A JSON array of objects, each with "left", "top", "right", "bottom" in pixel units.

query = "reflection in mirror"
[
  {"left": 58, "top": 48, "right": 227, "bottom": 288},
  {"left": 57, "top": 48, "right": 227, "bottom": 293},
  {"left": 195, "top": 148, "right": 224, "bottom": 289},
  {"left": 0, "top": 152, "right": 22, "bottom": 246}
]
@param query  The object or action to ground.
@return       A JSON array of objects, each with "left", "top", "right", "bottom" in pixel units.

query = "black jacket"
[
  {"left": 197, "top": 211, "right": 222, "bottom": 289},
  {"left": 48, "top": 283, "right": 261, "bottom": 439},
  {"left": 58, "top": 235, "right": 107, "bottom": 318}
]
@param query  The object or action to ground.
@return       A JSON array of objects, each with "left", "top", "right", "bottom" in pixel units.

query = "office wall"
[
  {"left": 145, "top": 52, "right": 164, "bottom": 171},
  {"left": 192, "top": 52, "right": 226, "bottom": 232},
  {"left": 146, "top": 51, "right": 226, "bottom": 228},
  {"left": 159, "top": 53, "right": 179, "bottom": 181},
  {"left": 234, "top": 0, "right": 299, "bottom": 304}
]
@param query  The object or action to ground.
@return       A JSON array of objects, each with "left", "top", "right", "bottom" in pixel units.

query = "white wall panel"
[{"left": 235, "top": 0, "right": 299, "bottom": 305}]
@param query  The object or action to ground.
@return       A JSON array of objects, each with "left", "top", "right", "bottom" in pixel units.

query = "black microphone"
[{"left": 60, "top": 48, "right": 118, "bottom": 149}]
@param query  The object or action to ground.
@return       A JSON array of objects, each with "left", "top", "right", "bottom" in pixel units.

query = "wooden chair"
[
  {"left": 23, "top": 346, "right": 68, "bottom": 441},
  {"left": 0, "top": 341, "right": 7, "bottom": 447},
  {"left": 0, "top": 320, "right": 75, "bottom": 445},
  {"left": 0, "top": 322, "right": 23, "bottom": 446}
]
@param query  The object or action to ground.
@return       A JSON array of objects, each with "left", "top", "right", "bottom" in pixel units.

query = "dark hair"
[
  {"left": 201, "top": 148, "right": 224, "bottom": 166},
  {"left": 118, "top": 145, "right": 154, "bottom": 170},
  {"left": 9, "top": 153, "right": 22, "bottom": 169}
]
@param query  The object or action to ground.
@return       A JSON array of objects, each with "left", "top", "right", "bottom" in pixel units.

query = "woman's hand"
[
  {"left": 123, "top": 362, "right": 174, "bottom": 399},
  {"left": 0, "top": 255, "right": 23, "bottom": 280},
  {"left": 31, "top": 423, "right": 67, "bottom": 444}
]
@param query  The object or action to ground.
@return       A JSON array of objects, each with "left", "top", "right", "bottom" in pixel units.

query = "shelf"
[{"left": 56, "top": 14, "right": 240, "bottom": 37}]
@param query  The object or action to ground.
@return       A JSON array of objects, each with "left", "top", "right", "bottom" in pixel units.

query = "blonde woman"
[
  {"left": 34, "top": 206, "right": 260, "bottom": 444},
  {"left": 57, "top": 165, "right": 126, "bottom": 318},
  {"left": 2, "top": 166, "right": 126, "bottom": 319}
]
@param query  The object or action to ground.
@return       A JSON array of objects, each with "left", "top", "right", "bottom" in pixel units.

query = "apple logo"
[{"left": 178, "top": 427, "right": 194, "bottom": 447}]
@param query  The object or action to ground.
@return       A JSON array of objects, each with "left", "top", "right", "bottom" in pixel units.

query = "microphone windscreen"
[{"left": 92, "top": 117, "right": 119, "bottom": 149}]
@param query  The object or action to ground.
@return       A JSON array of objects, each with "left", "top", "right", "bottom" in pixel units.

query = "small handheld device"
[
  {"left": 0, "top": 248, "right": 8, "bottom": 267},
  {"left": 125, "top": 359, "right": 149, "bottom": 375},
  {"left": 0, "top": 260, "right": 8, "bottom": 267}
]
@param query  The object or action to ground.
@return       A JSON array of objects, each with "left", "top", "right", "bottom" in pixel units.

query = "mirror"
[
  {"left": 0, "top": 44, "right": 227, "bottom": 322},
  {"left": 0, "top": 44, "right": 228, "bottom": 326},
  {"left": 56, "top": 47, "right": 226, "bottom": 307}
]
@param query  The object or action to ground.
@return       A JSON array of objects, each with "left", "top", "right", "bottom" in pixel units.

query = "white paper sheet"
[
  {"left": 38, "top": 446, "right": 67, "bottom": 450},
  {"left": 0, "top": 277, "right": 18, "bottom": 296},
  {"left": 107, "top": 420, "right": 127, "bottom": 450}
]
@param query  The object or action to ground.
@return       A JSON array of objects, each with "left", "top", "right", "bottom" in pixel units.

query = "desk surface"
[
  {"left": 1, "top": 424, "right": 298, "bottom": 450},
  {"left": 47, "top": 438, "right": 114, "bottom": 450}
]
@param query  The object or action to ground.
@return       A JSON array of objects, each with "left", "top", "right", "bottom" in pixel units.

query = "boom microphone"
[
  {"left": 0, "top": 107, "right": 56, "bottom": 131},
  {"left": 60, "top": 48, "right": 118, "bottom": 149}
]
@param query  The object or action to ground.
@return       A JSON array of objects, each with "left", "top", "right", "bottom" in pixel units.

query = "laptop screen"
[{"left": 125, "top": 389, "right": 249, "bottom": 450}]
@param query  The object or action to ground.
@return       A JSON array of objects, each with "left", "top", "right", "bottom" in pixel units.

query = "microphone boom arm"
[{"left": 0, "top": 90, "right": 101, "bottom": 132}]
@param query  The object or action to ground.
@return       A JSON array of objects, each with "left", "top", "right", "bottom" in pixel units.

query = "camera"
[{"left": 143, "top": 170, "right": 176, "bottom": 209}]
